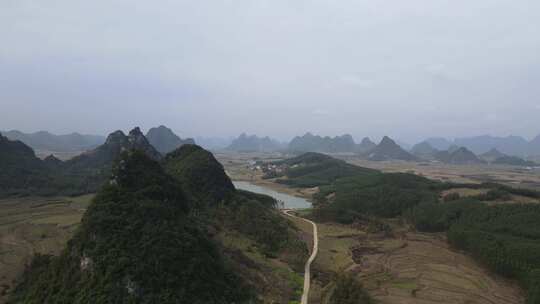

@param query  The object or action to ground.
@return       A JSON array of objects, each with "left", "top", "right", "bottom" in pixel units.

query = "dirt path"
[{"left": 284, "top": 210, "right": 319, "bottom": 304}]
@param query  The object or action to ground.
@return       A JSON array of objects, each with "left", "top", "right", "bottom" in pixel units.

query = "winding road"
[{"left": 283, "top": 210, "right": 319, "bottom": 304}]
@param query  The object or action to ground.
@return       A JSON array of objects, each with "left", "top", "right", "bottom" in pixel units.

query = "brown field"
[
  {"left": 0, "top": 195, "right": 93, "bottom": 302},
  {"left": 285, "top": 215, "right": 525, "bottom": 304},
  {"left": 341, "top": 158, "right": 540, "bottom": 190}
]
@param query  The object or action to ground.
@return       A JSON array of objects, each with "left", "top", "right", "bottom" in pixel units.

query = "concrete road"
[{"left": 283, "top": 210, "right": 319, "bottom": 304}]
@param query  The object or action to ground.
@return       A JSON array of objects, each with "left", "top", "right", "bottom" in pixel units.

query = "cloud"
[
  {"left": 338, "top": 75, "right": 375, "bottom": 88},
  {"left": 311, "top": 109, "right": 331, "bottom": 116}
]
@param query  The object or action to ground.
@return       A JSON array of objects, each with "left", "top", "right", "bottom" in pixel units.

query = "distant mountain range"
[
  {"left": 366, "top": 136, "right": 417, "bottom": 161},
  {"left": 289, "top": 133, "right": 358, "bottom": 153},
  {"left": 67, "top": 127, "right": 162, "bottom": 171},
  {"left": 146, "top": 125, "right": 195, "bottom": 154},
  {"left": 357, "top": 137, "right": 377, "bottom": 153},
  {"left": 2, "top": 130, "right": 105, "bottom": 153},
  {"left": 0, "top": 127, "right": 167, "bottom": 197},
  {"left": 411, "top": 142, "right": 538, "bottom": 167},
  {"left": 195, "top": 136, "right": 233, "bottom": 150},
  {"left": 422, "top": 135, "right": 540, "bottom": 157},
  {"left": 434, "top": 147, "right": 485, "bottom": 165},
  {"left": 227, "top": 133, "right": 285, "bottom": 152}
]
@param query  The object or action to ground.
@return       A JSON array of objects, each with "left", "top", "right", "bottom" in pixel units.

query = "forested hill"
[
  {"left": 9, "top": 146, "right": 308, "bottom": 303},
  {"left": 0, "top": 133, "right": 51, "bottom": 196},
  {"left": 164, "top": 144, "right": 235, "bottom": 205},
  {"left": 9, "top": 150, "right": 250, "bottom": 303},
  {"left": 145, "top": 125, "right": 195, "bottom": 154}
]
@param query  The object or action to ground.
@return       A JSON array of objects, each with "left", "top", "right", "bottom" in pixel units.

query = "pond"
[{"left": 233, "top": 181, "right": 312, "bottom": 209}]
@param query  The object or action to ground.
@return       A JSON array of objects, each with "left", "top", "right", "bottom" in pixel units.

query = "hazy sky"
[{"left": 2, "top": 0, "right": 540, "bottom": 143}]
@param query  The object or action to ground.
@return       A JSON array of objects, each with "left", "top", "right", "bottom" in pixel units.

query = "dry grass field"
[
  {"left": 342, "top": 158, "right": 540, "bottom": 189},
  {"left": 286, "top": 215, "right": 525, "bottom": 304},
  {"left": 0, "top": 195, "right": 93, "bottom": 303}
]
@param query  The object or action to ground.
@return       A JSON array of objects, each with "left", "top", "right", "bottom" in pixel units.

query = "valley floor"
[{"left": 219, "top": 152, "right": 527, "bottom": 304}]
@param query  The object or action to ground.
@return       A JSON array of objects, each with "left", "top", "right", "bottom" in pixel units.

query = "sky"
[{"left": 1, "top": 0, "right": 540, "bottom": 143}]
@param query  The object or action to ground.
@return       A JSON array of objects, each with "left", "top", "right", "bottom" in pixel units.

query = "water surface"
[{"left": 233, "top": 181, "right": 312, "bottom": 209}]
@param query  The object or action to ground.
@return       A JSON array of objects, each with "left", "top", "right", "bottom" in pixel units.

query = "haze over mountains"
[
  {"left": 366, "top": 136, "right": 417, "bottom": 161},
  {"left": 5, "top": 125, "right": 540, "bottom": 167},
  {"left": 2, "top": 130, "right": 104, "bottom": 153},
  {"left": 226, "top": 133, "right": 285, "bottom": 152},
  {"left": 146, "top": 125, "right": 195, "bottom": 154},
  {"left": 425, "top": 135, "right": 540, "bottom": 157}
]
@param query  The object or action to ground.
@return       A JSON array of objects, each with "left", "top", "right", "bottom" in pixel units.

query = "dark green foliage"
[
  {"left": 235, "top": 189, "right": 277, "bottom": 208},
  {"left": 276, "top": 153, "right": 377, "bottom": 188},
  {"left": 410, "top": 200, "right": 540, "bottom": 303},
  {"left": 0, "top": 133, "right": 81, "bottom": 197},
  {"left": 444, "top": 182, "right": 540, "bottom": 199},
  {"left": 230, "top": 192, "right": 293, "bottom": 255},
  {"left": 472, "top": 188, "right": 512, "bottom": 201},
  {"left": 9, "top": 151, "right": 252, "bottom": 304},
  {"left": 528, "top": 270, "right": 540, "bottom": 304},
  {"left": 329, "top": 274, "right": 372, "bottom": 304},
  {"left": 314, "top": 173, "right": 439, "bottom": 223},
  {"left": 443, "top": 192, "right": 461, "bottom": 202},
  {"left": 407, "top": 199, "right": 484, "bottom": 232},
  {"left": 164, "top": 144, "right": 235, "bottom": 205},
  {"left": 447, "top": 204, "right": 540, "bottom": 303}
]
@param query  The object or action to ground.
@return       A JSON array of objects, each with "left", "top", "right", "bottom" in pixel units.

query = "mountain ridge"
[{"left": 146, "top": 125, "right": 195, "bottom": 154}]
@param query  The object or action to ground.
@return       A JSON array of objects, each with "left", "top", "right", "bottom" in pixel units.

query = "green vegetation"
[
  {"left": 329, "top": 274, "right": 373, "bottom": 304},
  {"left": 314, "top": 173, "right": 439, "bottom": 222},
  {"left": 410, "top": 201, "right": 540, "bottom": 303},
  {"left": 10, "top": 146, "right": 308, "bottom": 303},
  {"left": 164, "top": 144, "right": 235, "bottom": 205},
  {"left": 275, "top": 152, "right": 376, "bottom": 188}
]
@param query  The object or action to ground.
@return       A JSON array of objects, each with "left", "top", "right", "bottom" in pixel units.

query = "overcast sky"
[{"left": 1, "top": 0, "right": 540, "bottom": 143}]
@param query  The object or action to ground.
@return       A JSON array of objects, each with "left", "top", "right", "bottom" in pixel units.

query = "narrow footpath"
[{"left": 283, "top": 210, "right": 319, "bottom": 304}]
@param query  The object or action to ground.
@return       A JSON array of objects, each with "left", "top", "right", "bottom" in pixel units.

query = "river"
[{"left": 233, "top": 181, "right": 312, "bottom": 209}]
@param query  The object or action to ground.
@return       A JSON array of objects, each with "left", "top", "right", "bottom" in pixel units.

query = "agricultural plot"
[
  {"left": 287, "top": 217, "right": 524, "bottom": 304},
  {"left": 0, "top": 195, "right": 93, "bottom": 303}
]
